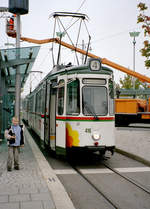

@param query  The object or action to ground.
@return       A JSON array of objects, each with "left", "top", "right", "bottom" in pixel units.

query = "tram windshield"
[{"left": 83, "top": 86, "right": 108, "bottom": 116}]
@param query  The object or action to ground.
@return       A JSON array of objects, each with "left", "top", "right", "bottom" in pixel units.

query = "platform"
[{"left": 0, "top": 125, "right": 75, "bottom": 209}]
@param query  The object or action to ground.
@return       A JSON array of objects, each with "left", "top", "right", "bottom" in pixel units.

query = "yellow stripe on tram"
[{"left": 50, "top": 135, "right": 55, "bottom": 140}]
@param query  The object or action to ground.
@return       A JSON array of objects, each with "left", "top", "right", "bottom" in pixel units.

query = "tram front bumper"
[{"left": 70, "top": 146, "right": 115, "bottom": 155}]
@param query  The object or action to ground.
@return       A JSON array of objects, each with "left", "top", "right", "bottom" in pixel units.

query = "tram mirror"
[
  {"left": 53, "top": 80, "right": 65, "bottom": 88},
  {"left": 52, "top": 82, "right": 58, "bottom": 88},
  {"left": 109, "top": 79, "right": 114, "bottom": 99},
  {"left": 67, "top": 78, "right": 76, "bottom": 84}
]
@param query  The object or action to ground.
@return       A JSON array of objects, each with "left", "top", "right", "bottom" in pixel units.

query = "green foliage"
[
  {"left": 137, "top": 2, "right": 148, "bottom": 11},
  {"left": 117, "top": 74, "right": 148, "bottom": 89},
  {"left": 137, "top": 2, "right": 150, "bottom": 68}
]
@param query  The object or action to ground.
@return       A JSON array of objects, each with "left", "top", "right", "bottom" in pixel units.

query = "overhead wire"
[
  {"left": 91, "top": 28, "right": 142, "bottom": 45},
  {"left": 24, "top": 0, "right": 88, "bottom": 92},
  {"left": 64, "top": 0, "right": 87, "bottom": 33},
  {"left": 76, "top": 0, "right": 87, "bottom": 13}
]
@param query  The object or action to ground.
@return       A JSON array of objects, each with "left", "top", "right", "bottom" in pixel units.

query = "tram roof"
[
  {"left": 0, "top": 46, "right": 40, "bottom": 92},
  {"left": 49, "top": 64, "right": 113, "bottom": 77},
  {"left": 27, "top": 63, "right": 113, "bottom": 98}
]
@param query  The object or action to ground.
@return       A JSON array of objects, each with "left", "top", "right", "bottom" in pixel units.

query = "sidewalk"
[
  {"left": 115, "top": 125, "right": 150, "bottom": 166},
  {"left": 0, "top": 126, "right": 75, "bottom": 209}
]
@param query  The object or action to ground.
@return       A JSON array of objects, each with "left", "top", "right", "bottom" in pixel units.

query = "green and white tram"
[{"left": 23, "top": 58, "right": 115, "bottom": 157}]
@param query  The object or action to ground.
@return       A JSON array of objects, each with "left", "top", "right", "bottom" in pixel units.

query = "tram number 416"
[{"left": 85, "top": 128, "right": 91, "bottom": 133}]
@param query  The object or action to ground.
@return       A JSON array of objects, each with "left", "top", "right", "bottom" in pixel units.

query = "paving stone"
[
  {"left": 0, "top": 202, "right": 19, "bottom": 209},
  {"left": 0, "top": 195, "right": 8, "bottom": 203},
  {"left": 0, "top": 186, "right": 19, "bottom": 195},
  {"left": 9, "top": 194, "right": 30, "bottom": 202},
  {"left": 43, "top": 200, "right": 56, "bottom": 209},
  {"left": 38, "top": 186, "right": 49, "bottom": 193},
  {"left": 21, "top": 200, "right": 43, "bottom": 209},
  {"left": 19, "top": 186, "right": 38, "bottom": 194},
  {"left": 31, "top": 193, "right": 52, "bottom": 201}
]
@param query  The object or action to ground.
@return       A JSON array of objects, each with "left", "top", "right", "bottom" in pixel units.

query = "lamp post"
[{"left": 129, "top": 31, "right": 140, "bottom": 89}]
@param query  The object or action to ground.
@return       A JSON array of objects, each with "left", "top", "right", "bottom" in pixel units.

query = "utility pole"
[
  {"left": 15, "top": 14, "right": 21, "bottom": 121},
  {"left": 8, "top": 0, "right": 29, "bottom": 123}
]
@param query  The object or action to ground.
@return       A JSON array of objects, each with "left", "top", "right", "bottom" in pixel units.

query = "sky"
[{"left": 0, "top": 0, "right": 150, "bottom": 96}]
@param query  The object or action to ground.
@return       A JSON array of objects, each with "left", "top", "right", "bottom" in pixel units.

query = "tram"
[{"left": 22, "top": 58, "right": 115, "bottom": 156}]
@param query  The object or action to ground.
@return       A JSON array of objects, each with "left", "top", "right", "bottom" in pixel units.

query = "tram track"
[
  {"left": 68, "top": 154, "right": 150, "bottom": 209},
  {"left": 102, "top": 162, "right": 150, "bottom": 195},
  {"left": 70, "top": 163, "right": 119, "bottom": 209}
]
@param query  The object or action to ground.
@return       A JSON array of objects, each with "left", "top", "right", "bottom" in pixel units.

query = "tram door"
[
  {"left": 55, "top": 81, "right": 66, "bottom": 155},
  {"left": 44, "top": 84, "right": 56, "bottom": 151},
  {"left": 44, "top": 82, "right": 50, "bottom": 146},
  {"left": 49, "top": 87, "right": 56, "bottom": 151}
]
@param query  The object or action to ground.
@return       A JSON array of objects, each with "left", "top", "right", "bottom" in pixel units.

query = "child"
[{"left": 5, "top": 116, "right": 24, "bottom": 171}]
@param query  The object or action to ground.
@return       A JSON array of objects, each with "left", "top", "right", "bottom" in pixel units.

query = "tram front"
[{"left": 56, "top": 58, "right": 115, "bottom": 156}]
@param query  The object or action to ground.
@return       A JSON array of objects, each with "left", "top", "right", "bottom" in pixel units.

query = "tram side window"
[
  {"left": 57, "top": 86, "right": 64, "bottom": 115},
  {"left": 29, "top": 96, "right": 34, "bottom": 112},
  {"left": 35, "top": 90, "right": 42, "bottom": 113},
  {"left": 67, "top": 79, "right": 80, "bottom": 115}
]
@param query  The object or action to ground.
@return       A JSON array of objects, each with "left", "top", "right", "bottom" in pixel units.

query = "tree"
[
  {"left": 137, "top": 2, "right": 150, "bottom": 68},
  {"left": 118, "top": 74, "right": 148, "bottom": 89}
]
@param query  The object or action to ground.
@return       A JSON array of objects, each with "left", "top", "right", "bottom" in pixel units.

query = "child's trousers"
[{"left": 7, "top": 146, "right": 19, "bottom": 170}]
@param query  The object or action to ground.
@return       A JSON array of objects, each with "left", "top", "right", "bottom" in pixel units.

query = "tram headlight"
[{"left": 92, "top": 131, "right": 100, "bottom": 141}]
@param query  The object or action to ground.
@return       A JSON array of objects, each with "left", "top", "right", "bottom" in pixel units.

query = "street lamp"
[{"left": 129, "top": 31, "right": 140, "bottom": 89}]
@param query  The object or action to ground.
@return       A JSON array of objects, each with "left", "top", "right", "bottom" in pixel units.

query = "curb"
[
  {"left": 115, "top": 148, "right": 150, "bottom": 167},
  {"left": 24, "top": 125, "right": 76, "bottom": 209}
]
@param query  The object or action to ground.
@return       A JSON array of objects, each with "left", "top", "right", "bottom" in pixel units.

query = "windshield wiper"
[{"left": 83, "top": 101, "right": 98, "bottom": 120}]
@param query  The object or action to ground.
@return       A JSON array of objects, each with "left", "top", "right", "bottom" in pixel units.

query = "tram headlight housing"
[{"left": 92, "top": 131, "right": 100, "bottom": 141}]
